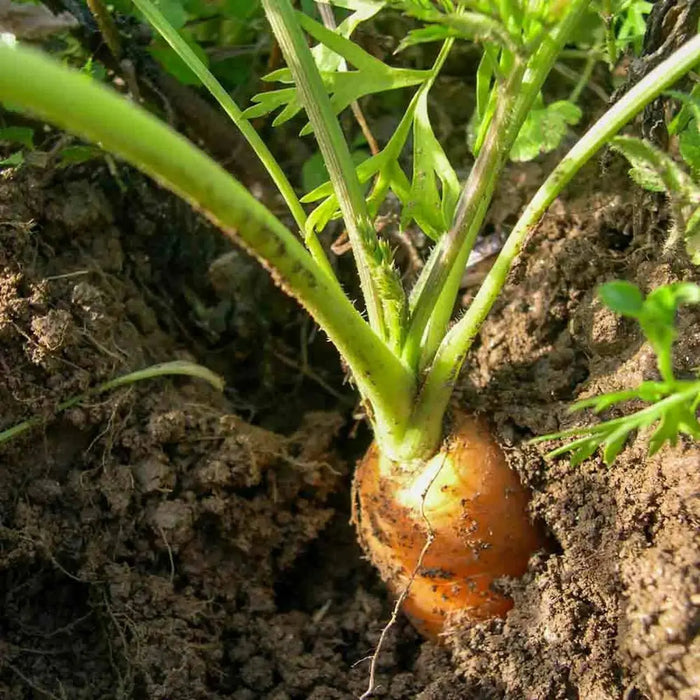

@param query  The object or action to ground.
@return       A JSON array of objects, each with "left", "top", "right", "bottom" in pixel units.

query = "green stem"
[
  {"left": 411, "top": 33, "right": 700, "bottom": 443},
  {"left": 601, "top": 0, "right": 617, "bottom": 68},
  {"left": 402, "top": 55, "right": 523, "bottom": 371},
  {"left": 87, "top": 0, "right": 123, "bottom": 60},
  {"left": 402, "top": 0, "right": 589, "bottom": 376},
  {"left": 417, "top": 196, "right": 490, "bottom": 372},
  {"left": 568, "top": 45, "right": 599, "bottom": 103},
  {"left": 0, "top": 361, "right": 223, "bottom": 444},
  {"left": 132, "top": 0, "right": 337, "bottom": 281},
  {"left": 261, "top": 0, "right": 387, "bottom": 337},
  {"left": 559, "top": 48, "right": 607, "bottom": 60},
  {"left": 0, "top": 42, "right": 415, "bottom": 447}
]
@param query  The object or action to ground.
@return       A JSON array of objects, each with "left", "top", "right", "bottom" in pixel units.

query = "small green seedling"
[
  {"left": 0, "top": 125, "right": 35, "bottom": 167},
  {"left": 0, "top": 124, "right": 104, "bottom": 170},
  {"left": 534, "top": 281, "right": 700, "bottom": 466}
]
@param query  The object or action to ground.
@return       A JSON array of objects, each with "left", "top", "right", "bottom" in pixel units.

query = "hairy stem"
[
  {"left": 261, "top": 0, "right": 387, "bottom": 337},
  {"left": 87, "top": 0, "right": 122, "bottom": 60},
  {"left": 411, "top": 33, "right": 700, "bottom": 440},
  {"left": 0, "top": 43, "right": 416, "bottom": 447},
  {"left": 402, "top": 62, "right": 524, "bottom": 370},
  {"left": 601, "top": 0, "right": 617, "bottom": 68}
]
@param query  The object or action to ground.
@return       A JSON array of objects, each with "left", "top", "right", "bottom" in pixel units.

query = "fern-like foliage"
[
  {"left": 533, "top": 281, "right": 700, "bottom": 466},
  {"left": 242, "top": 11, "right": 429, "bottom": 132},
  {"left": 243, "top": 0, "right": 654, "bottom": 259},
  {"left": 246, "top": 1, "right": 466, "bottom": 241},
  {"left": 393, "top": 0, "right": 526, "bottom": 56},
  {"left": 301, "top": 97, "right": 414, "bottom": 234}
]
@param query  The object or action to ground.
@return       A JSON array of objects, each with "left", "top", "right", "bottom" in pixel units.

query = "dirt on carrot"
[{"left": 0, "top": 155, "right": 697, "bottom": 699}]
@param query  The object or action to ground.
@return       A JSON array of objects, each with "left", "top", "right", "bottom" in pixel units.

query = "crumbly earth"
[
  {"left": 453, "top": 170, "right": 700, "bottom": 700},
  {"left": 0, "top": 156, "right": 697, "bottom": 700}
]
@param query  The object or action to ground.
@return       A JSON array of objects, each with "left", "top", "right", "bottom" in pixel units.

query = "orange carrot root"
[{"left": 352, "top": 412, "right": 543, "bottom": 641}]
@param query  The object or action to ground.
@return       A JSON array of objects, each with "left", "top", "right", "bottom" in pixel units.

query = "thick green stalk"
[
  {"left": 410, "top": 33, "right": 700, "bottom": 446},
  {"left": 132, "top": 0, "right": 336, "bottom": 281},
  {"left": 403, "top": 0, "right": 589, "bottom": 374},
  {"left": 416, "top": 196, "right": 490, "bottom": 372},
  {"left": 261, "top": 0, "right": 387, "bottom": 337},
  {"left": 0, "top": 43, "right": 416, "bottom": 449}
]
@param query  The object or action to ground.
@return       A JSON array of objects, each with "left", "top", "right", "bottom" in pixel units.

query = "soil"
[{"left": 0, "top": 151, "right": 698, "bottom": 699}]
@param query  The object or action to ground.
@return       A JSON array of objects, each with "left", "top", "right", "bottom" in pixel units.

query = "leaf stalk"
[
  {"left": 404, "top": 0, "right": 590, "bottom": 374},
  {"left": 411, "top": 33, "right": 700, "bottom": 443},
  {"left": 261, "top": 0, "right": 389, "bottom": 338},
  {"left": 132, "top": 0, "right": 337, "bottom": 280}
]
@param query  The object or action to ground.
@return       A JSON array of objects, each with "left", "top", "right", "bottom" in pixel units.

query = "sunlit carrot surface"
[{"left": 353, "top": 413, "right": 543, "bottom": 641}]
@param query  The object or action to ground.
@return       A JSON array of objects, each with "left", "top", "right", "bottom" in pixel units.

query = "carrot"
[
  {"left": 7, "top": 1, "right": 697, "bottom": 647},
  {"left": 352, "top": 413, "right": 543, "bottom": 641}
]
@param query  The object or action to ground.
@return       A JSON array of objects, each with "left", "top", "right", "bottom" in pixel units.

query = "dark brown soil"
[
  {"left": 453, "top": 174, "right": 700, "bottom": 700},
  {"left": 0, "top": 155, "right": 698, "bottom": 700}
]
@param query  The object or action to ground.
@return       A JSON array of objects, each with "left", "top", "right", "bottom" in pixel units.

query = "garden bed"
[{"left": 0, "top": 152, "right": 698, "bottom": 698}]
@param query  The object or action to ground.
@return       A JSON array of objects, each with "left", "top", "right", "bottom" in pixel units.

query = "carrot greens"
[{"left": 0, "top": 1, "right": 698, "bottom": 462}]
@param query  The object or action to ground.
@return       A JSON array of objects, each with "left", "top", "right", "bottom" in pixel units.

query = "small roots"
[{"left": 358, "top": 454, "right": 447, "bottom": 699}]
